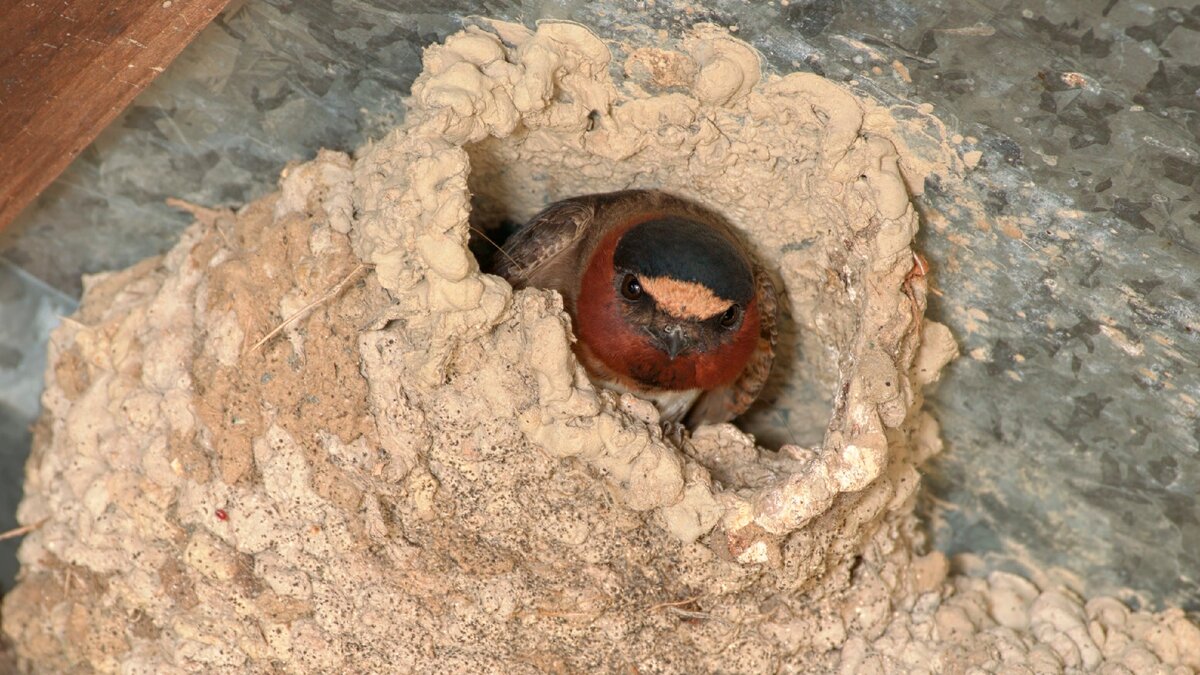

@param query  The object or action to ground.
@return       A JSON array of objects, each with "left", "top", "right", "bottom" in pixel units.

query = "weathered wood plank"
[{"left": 0, "top": 0, "right": 231, "bottom": 232}]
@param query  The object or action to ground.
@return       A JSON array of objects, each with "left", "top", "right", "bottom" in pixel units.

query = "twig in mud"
[
  {"left": 248, "top": 263, "right": 372, "bottom": 355},
  {"left": 0, "top": 517, "right": 48, "bottom": 542},
  {"left": 470, "top": 225, "right": 522, "bottom": 272},
  {"left": 166, "top": 197, "right": 220, "bottom": 221},
  {"left": 665, "top": 607, "right": 721, "bottom": 622},
  {"left": 511, "top": 606, "right": 605, "bottom": 622},
  {"left": 166, "top": 198, "right": 237, "bottom": 249},
  {"left": 648, "top": 596, "right": 727, "bottom": 624},
  {"left": 647, "top": 595, "right": 702, "bottom": 613}
]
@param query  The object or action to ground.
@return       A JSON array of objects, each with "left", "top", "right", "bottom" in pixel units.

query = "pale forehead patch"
[{"left": 640, "top": 275, "right": 732, "bottom": 320}]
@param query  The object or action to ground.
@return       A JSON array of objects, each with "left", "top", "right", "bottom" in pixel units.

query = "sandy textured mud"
[{"left": 2, "top": 21, "right": 1197, "bottom": 674}]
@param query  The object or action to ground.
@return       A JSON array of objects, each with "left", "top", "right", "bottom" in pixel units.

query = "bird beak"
[{"left": 658, "top": 325, "right": 689, "bottom": 360}]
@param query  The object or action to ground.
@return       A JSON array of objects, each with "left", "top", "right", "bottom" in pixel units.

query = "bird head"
[{"left": 576, "top": 214, "right": 762, "bottom": 392}]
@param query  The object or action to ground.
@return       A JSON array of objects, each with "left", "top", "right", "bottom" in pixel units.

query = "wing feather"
[{"left": 492, "top": 199, "right": 596, "bottom": 288}]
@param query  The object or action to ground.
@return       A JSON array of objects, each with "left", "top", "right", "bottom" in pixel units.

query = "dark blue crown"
[{"left": 613, "top": 217, "right": 753, "bottom": 304}]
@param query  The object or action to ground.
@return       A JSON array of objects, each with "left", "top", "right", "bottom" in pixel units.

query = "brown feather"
[
  {"left": 685, "top": 265, "right": 779, "bottom": 426},
  {"left": 492, "top": 199, "right": 595, "bottom": 289}
]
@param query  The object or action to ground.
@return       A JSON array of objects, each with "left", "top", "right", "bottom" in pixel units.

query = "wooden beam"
[{"left": 0, "top": 0, "right": 231, "bottom": 232}]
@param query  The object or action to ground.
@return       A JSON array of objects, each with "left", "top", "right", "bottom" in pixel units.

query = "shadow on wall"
[
  {"left": 0, "top": 260, "right": 77, "bottom": 591},
  {"left": 0, "top": 404, "right": 30, "bottom": 593}
]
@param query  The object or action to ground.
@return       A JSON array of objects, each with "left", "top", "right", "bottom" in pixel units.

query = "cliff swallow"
[{"left": 494, "top": 190, "right": 777, "bottom": 427}]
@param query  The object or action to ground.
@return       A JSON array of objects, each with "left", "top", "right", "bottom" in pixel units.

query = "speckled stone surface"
[{"left": 0, "top": 0, "right": 1196, "bottom": 609}]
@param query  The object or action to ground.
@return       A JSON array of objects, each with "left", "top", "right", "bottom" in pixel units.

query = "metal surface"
[{"left": 0, "top": 0, "right": 1196, "bottom": 610}]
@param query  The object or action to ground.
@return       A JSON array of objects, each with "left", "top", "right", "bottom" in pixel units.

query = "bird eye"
[
  {"left": 719, "top": 304, "right": 741, "bottom": 328},
  {"left": 621, "top": 274, "right": 643, "bottom": 300}
]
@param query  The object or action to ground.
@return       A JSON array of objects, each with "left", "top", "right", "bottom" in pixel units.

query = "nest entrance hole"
[{"left": 462, "top": 135, "right": 845, "bottom": 451}]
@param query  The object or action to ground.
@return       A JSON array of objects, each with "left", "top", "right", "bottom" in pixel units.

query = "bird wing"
[
  {"left": 685, "top": 265, "right": 779, "bottom": 426},
  {"left": 492, "top": 198, "right": 596, "bottom": 289}
]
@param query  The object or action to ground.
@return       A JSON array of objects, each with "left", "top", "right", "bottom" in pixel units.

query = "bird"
[{"left": 492, "top": 189, "right": 777, "bottom": 427}]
